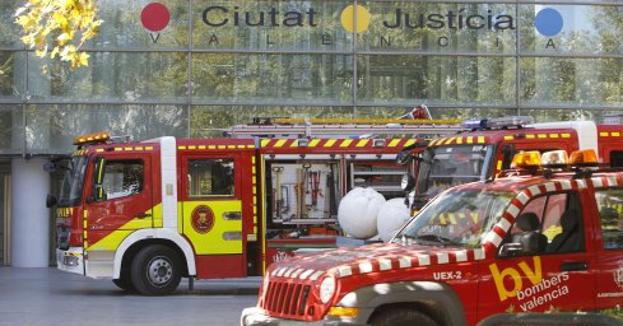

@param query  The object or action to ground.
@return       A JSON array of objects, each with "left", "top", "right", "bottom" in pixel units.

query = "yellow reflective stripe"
[
  {"left": 308, "top": 139, "right": 321, "bottom": 147},
  {"left": 324, "top": 139, "right": 337, "bottom": 148},
  {"left": 537, "top": 134, "right": 547, "bottom": 139},
  {"left": 497, "top": 160, "right": 503, "bottom": 171},
  {"left": 445, "top": 137, "right": 456, "bottom": 145},
  {"left": 549, "top": 134, "right": 559, "bottom": 139},
  {"left": 456, "top": 137, "right": 463, "bottom": 145},
  {"left": 600, "top": 132, "right": 610, "bottom": 137},
  {"left": 406, "top": 139, "right": 417, "bottom": 147},
  {"left": 188, "top": 145, "right": 197, "bottom": 150},
  {"left": 477, "top": 136, "right": 486, "bottom": 144},
  {"left": 274, "top": 139, "right": 287, "bottom": 148},
  {"left": 466, "top": 136, "right": 474, "bottom": 144},
  {"left": 388, "top": 139, "right": 401, "bottom": 147},
  {"left": 356, "top": 139, "right": 369, "bottom": 147},
  {"left": 340, "top": 139, "right": 353, "bottom": 147},
  {"left": 561, "top": 133, "right": 571, "bottom": 139},
  {"left": 260, "top": 139, "right": 270, "bottom": 147},
  {"left": 613, "top": 132, "right": 621, "bottom": 137},
  {"left": 504, "top": 135, "right": 514, "bottom": 141},
  {"left": 526, "top": 134, "right": 535, "bottom": 139}
]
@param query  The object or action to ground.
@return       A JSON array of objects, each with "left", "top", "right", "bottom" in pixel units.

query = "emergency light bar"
[
  {"left": 461, "top": 116, "right": 534, "bottom": 130},
  {"left": 73, "top": 131, "right": 111, "bottom": 146},
  {"left": 511, "top": 149, "right": 599, "bottom": 170}
]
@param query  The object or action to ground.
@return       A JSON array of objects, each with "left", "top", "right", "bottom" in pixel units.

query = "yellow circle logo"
[{"left": 340, "top": 4, "right": 371, "bottom": 33}]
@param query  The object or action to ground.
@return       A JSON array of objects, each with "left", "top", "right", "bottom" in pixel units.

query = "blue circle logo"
[{"left": 535, "top": 8, "right": 563, "bottom": 37}]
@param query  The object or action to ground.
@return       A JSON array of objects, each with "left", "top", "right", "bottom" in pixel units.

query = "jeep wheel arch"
[{"left": 336, "top": 281, "right": 467, "bottom": 326}]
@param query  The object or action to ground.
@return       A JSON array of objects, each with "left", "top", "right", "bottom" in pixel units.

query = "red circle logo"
[
  {"left": 141, "top": 3, "right": 170, "bottom": 32},
  {"left": 191, "top": 206, "right": 215, "bottom": 234}
]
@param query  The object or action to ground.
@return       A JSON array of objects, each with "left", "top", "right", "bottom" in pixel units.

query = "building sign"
[{"left": 141, "top": 2, "right": 564, "bottom": 51}]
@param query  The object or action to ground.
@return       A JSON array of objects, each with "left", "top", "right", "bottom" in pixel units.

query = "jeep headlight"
[{"left": 319, "top": 276, "right": 336, "bottom": 304}]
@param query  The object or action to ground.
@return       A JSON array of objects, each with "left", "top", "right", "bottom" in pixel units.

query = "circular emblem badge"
[{"left": 191, "top": 205, "right": 215, "bottom": 234}]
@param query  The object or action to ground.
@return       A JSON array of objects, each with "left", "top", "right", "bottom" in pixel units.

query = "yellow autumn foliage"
[{"left": 15, "top": 0, "right": 103, "bottom": 69}]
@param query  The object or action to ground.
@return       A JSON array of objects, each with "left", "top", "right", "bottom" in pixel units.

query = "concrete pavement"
[{"left": 0, "top": 267, "right": 260, "bottom": 326}]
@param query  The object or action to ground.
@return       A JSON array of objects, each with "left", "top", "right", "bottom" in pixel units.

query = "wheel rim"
[{"left": 146, "top": 256, "right": 173, "bottom": 287}]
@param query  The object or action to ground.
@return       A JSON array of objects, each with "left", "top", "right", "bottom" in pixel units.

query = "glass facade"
[{"left": 0, "top": 0, "right": 622, "bottom": 154}]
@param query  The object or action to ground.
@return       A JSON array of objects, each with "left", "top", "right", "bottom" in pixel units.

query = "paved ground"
[{"left": 0, "top": 267, "right": 260, "bottom": 326}]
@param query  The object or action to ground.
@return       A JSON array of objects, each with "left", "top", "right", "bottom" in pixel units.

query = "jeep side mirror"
[
  {"left": 396, "top": 149, "right": 413, "bottom": 165},
  {"left": 46, "top": 194, "right": 57, "bottom": 208},
  {"left": 499, "top": 242, "right": 523, "bottom": 257}
]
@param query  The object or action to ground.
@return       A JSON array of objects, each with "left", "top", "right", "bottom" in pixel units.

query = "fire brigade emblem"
[
  {"left": 191, "top": 205, "right": 215, "bottom": 234},
  {"left": 615, "top": 266, "right": 623, "bottom": 289}
]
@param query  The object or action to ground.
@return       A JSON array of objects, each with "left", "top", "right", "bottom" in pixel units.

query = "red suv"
[{"left": 242, "top": 150, "right": 623, "bottom": 326}]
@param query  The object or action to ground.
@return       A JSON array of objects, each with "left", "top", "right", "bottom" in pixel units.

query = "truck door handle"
[
  {"left": 134, "top": 213, "right": 152, "bottom": 219},
  {"left": 560, "top": 262, "right": 588, "bottom": 272},
  {"left": 223, "top": 212, "right": 242, "bottom": 220}
]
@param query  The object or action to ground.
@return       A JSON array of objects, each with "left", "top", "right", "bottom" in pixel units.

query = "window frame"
[
  {"left": 594, "top": 188, "right": 623, "bottom": 251},
  {"left": 184, "top": 156, "right": 238, "bottom": 200}
]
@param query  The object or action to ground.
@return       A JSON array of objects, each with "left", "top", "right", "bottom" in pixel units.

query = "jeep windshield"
[
  {"left": 415, "top": 145, "right": 494, "bottom": 198},
  {"left": 58, "top": 156, "right": 88, "bottom": 207},
  {"left": 394, "top": 189, "right": 512, "bottom": 247}
]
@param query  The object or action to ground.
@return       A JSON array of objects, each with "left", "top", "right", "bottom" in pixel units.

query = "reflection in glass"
[
  {"left": 192, "top": 54, "right": 353, "bottom": 104},
  {"left": 28, "top": 52, "right": 189, "bottom": 101},
  {"left": 357, "top": 55, "right": 516, "bottom": 106},
  {"left": 25, "top": 104, "right": 188, "bottom": 154}
]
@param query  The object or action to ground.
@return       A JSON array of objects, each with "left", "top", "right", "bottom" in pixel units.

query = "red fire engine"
[
  {"left": 407, "top": 117, "right": 623, "bottom": 210},
  {"left": 242, "top": 149, "right": 623, "bottom": 325},
  {"left": 52, "top": 120, "right": 460, "bottom": 295}
]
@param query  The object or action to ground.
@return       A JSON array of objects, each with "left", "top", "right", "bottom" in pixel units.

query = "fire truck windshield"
[
  {"left": 58, "top": 156, "right": 88, "bottom": 207},
  {"left": 395, "top": 189, "right": 512, "bottom": 247},
  {"left": 416, "top": 145, "right": 494, "bottom": 198}
]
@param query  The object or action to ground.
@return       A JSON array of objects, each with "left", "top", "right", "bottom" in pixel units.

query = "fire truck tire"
[
  {"left": 112, "top": 277, "right": 134, "bottom": 292},
  {"left": 369, "top": 307, "right": 438, "bottom": 326},
  {"left": 130, "top": 245, "right": 182, "bottom": 296}
]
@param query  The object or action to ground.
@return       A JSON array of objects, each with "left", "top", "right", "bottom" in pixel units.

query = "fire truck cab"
[
  {"left": 242, "top": 149, "right": 623, "bottom": 325},
  {"left": 53, "top": 123, "right": 457, "bottom": 295},
  {"left": 410, "top": 117, "right": 623, "bottom": 210}
]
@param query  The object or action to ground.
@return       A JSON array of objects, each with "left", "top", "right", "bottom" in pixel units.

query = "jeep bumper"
[{"left": 240, "top": 307, "right": 369, "bottom": 326}]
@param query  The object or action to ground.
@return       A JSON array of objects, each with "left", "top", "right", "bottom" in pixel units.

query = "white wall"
[{"left": 11, "top": 158, "right": 50, "bottom": 268}]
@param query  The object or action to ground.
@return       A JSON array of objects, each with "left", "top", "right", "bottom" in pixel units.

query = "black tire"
[
  {"left": 130, "top": 244, "right": 182, "bottom": 296},
  {"left": 112, "top": 277, "right": 134, "bottom": 292},
  {"left": 370, "top": 307, "right": 438, "bottom": 326}
]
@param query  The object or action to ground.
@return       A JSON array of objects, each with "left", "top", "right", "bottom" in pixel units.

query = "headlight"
[{"left": 319, "top": 276, "right": 336, "bottom": 304}]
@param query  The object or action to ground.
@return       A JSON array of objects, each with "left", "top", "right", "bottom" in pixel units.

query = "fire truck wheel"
[
  {"left": 112, "top": 277, "right": 134, "bottom": 292},
  {"left": 369, "top": 307, "right": 438, "bottom": 326},
  {"left": 131, "top": 245, "right": 182, "bottom": 296}
]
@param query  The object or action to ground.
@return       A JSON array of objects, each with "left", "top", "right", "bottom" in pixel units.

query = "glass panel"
[
  {"left": 595, "top": 189, "right": 623, "bottom": 250},
  {"left": 0, "top": 51, "right": 26, "bottom": 100},
  {"left": 192, "top": 0, "right": 352, "bottom": 51},
  {"left": 0, "top": 1, "right": 21, "bottom": 48},
  {"left": 84, "top": 0, "right": 189, "bottom": 49},
  {"left": 519, "top": 4, "right": 623, "bottom": 56},
  {"left": 187, "top": 159, "right": 234, "bottom": 196},
  {"left": 191, "top": 54, "right": 353, "bottom": 104},
  {"left": 357, "top": 55, "right": 516, "bottom": 106},
  {"left": 27, "top": 52, "right": 189, "bottom": 101},
  {"left": 354, "top": 107, "right": 517, "bottom": 120},
  {"left": 191, "top": 106, "right": 354, "bottom": 137},
  {"left": 25, "top": 104, "right": 188, "bottom": 154},
  {"left": 520, "top": 57, "right": 623, "bottom": 107},
  {"left": 0, "top": 105, "right": 23, "bottom": 154},
  {"left": 102, "top": 160, "right": 144, "bottom": 200},
  {"left": 358, "top": 2, "right": 516, "bottom": 54}
]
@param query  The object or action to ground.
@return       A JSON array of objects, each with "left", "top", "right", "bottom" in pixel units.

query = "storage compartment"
[
  {"left": 349, "top": 161, "right": 405, "bottom": 199},
  {"left": 266, "top": 160, "right": 341, "bottom": 225}
]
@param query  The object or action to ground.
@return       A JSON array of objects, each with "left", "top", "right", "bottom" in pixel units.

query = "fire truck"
[
  {"left": 405, "top": 117, "right": 623, "bottom": 210},
  {"left": 242, "top": 149, "right": 623, "bottom": 325},
  {"left": 52, "top": 120, "right": 461, "bottom": 295}
]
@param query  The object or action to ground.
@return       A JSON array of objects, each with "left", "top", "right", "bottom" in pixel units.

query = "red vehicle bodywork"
[{"left": 244, "top": 170, "right": 623, "bottom": 326}]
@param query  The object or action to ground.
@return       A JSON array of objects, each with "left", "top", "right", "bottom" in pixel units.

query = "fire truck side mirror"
[{"left": 46, "top": 194, "right": 57, "bottom": 208}]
